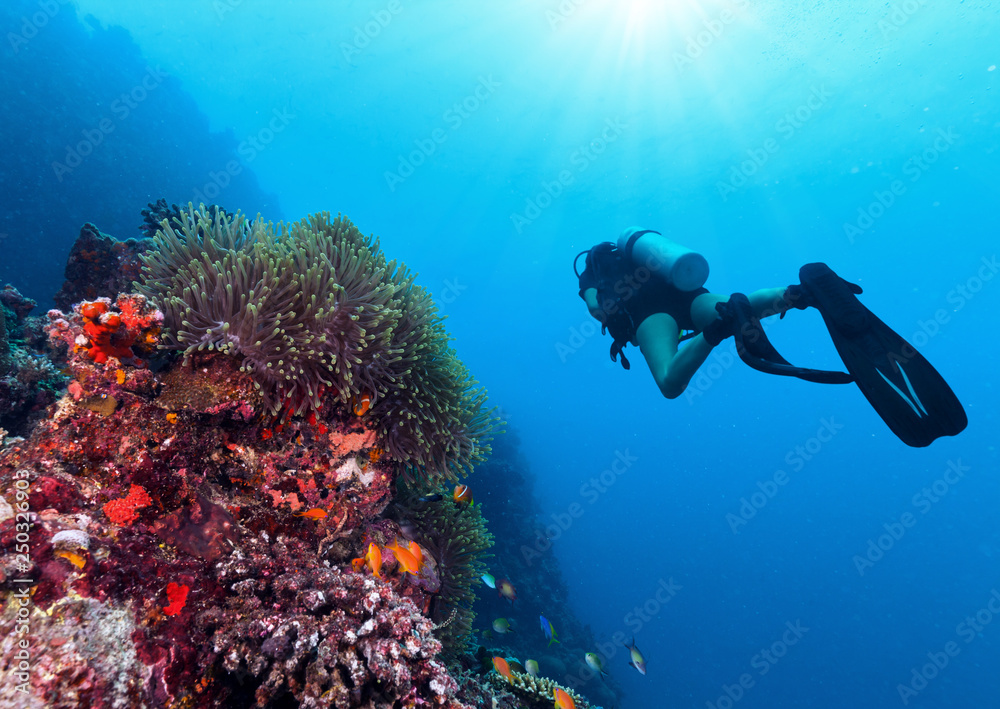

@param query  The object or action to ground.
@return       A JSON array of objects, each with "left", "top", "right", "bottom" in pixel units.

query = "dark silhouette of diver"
[{"left": 574, "top": 228, "right": 967, "bottom": 447}]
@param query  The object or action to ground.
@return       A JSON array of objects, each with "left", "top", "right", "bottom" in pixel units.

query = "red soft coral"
[
  {"left": 163, "top": 582, "right": 189, "bottom": 616},
  {"left": 102, "top": 484, "right": 153, "bottom": 525}
]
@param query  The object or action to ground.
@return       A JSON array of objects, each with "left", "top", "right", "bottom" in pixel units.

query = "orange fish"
[
  {"left": 351, "top": 542, "right": 383, "bottom": 579},
  {"left": 553, "top": 688, "right": 576, "bottom": 709},
  {"left": 353, "top": 391, "right": 372, "bottom": 416},
  {"left": 453, "top": 484, "right": 473, "bottom": 506},
  {"left": 492, "top": 656, "right": 512, "bottom": 681},
  {"left": 387, "top": 539, "right": 422, "bottom": 575},
  {"left": 408, "top": 540, "right": 424, "bottom": 568},
  {"left": 365, "top": 542, "right": 383, "bottom": 579},
  {"left": 497, "top": 577, "right": 517, "bottom": 604},
  {"left": 294, "top": 508, "right": 328, "bottom": 520}
]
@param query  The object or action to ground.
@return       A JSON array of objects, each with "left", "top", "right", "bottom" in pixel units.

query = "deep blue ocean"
[{"left": 2, "top": 1, "right": 998, "bottom": 707}]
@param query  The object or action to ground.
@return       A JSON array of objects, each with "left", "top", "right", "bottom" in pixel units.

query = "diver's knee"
[{"left": 659, "top": 378, "right": 685, "bottom": 400}]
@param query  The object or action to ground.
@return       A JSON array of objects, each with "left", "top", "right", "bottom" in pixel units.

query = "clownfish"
[
  {"left": 353, "top": 391, "right": 372, "bottom": 416},
  {"left": 453, "top": 484, "right": 473, "bottom": 506}
]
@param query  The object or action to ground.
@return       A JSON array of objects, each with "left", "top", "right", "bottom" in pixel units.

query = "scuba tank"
[{"left": 617, "top": 226, "right": 709, "bottom": 292}]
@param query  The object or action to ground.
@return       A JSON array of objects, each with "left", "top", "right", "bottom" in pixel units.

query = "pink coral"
[{"left": 328, "top": 428, "right": 377, "bottom": 457}]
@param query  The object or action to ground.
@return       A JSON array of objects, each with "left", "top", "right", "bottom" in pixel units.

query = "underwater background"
[{"left": 1, "top": 0, "right": 998, "bottom": 707}]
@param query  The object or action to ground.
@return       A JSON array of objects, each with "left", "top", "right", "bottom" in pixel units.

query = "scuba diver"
[{"left": 574, "top": 228, "right": 967, "bottom": 447}]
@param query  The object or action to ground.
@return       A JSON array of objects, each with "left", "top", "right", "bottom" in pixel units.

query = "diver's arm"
[{"left": 582, "top": 287, "right": 605, "bottom": 323}]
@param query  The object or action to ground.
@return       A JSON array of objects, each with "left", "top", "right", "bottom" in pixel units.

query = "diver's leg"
[
  {"left": 690, "top": 292, "right": 729, "bottom": 331},
  {"left": 637, "top": 313, "right": 715, "bottom": 399},
  {"left": 747, "top": 287, "right": 792, "bottom": 320},
  {"left": 694, "top": 288, "right": 792, "bottom": 324}
]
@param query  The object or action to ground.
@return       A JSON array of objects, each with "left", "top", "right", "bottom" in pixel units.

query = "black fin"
[
  {"left": 798, "top": 263, "right": 967, "bottom": 447},
  {"left": 722, "top": 293, "right": 854, "bottom": 384}
]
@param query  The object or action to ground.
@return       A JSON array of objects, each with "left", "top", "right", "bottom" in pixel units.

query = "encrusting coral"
[{"left": 137, "top": 205, "right": 495, "bottom": 482}]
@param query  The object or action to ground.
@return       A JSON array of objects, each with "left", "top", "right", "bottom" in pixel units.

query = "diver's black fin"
[
  {"left": 798, "top": 263, "right": 968, "bottom": 447},
  {"left": 723, "top": 293, "right": 854, "bottom": 384}
]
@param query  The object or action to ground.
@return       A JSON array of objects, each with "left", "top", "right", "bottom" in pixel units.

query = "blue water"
[{"left": 3, "top": 1, "right": 998, "bottom": 707}]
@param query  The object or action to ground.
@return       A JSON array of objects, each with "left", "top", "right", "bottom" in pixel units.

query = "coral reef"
[
  {"left": 137, "top": 205, "right": 495, "bottom": 481},
  {"left": 497, "top": 669, "right": 590, "bottom": 709},
  {"left": 47, "top": 293, "right": 162, "bottom": 369},
  {"left": 0, "top": 285, "right": 65, "bottom": 436},
  {"left": 465, "top": 427, "right": 623, "bottom": 708},
  {"left": 393, "top": 484, "right": 495, "bottom": 661},
  {"left": 206, "top": 537, "right": 466, "bottom": 707},
  {"left": 52, "top": 223, "right": 149, "bottom": 312},
  {"left": 0, "top": 205, "right": 617, "bottom": 708},
  {"left": 0, "top": 204, "right": 505, "bottom": 706},
  {"left": 0, "top": 314, "right": 479, "bottom": 706}
]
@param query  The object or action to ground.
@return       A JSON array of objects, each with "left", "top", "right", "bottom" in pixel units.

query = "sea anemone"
[
  {"left": 396, "top": 484, "right": 495, "bottom": 660},
  {"left": 137, "top": 205, "right": 495, "bottom": 480}
]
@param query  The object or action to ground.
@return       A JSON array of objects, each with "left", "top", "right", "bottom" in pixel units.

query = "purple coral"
[{"left": 205, "top": 536, "right": 470, "bottom": 707}]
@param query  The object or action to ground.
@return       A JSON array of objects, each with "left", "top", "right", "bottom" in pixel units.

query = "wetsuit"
[{"left": 577, "top": 255, "right": 708, "bottom": 333}]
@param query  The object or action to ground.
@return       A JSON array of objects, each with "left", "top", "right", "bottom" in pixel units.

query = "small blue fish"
[
  {"left": 540, "top": 615, "right": 560, "bottom": 646},
  {"left": 481, "top": 573, "right": 496, "bottom": 589}
]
